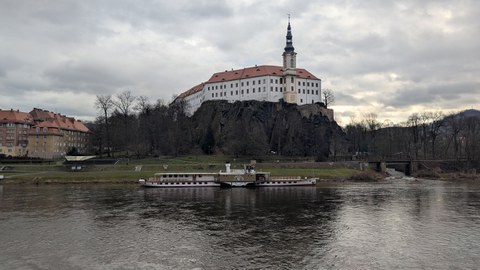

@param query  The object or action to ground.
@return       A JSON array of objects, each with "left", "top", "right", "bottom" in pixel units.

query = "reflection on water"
[{"left": 1, "top": 180, "right": 480, "bottom": 269}]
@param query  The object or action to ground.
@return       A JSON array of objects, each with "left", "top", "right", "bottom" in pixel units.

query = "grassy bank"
[{"left": 0, "top": 157, "right": 361, "bottom": 185}]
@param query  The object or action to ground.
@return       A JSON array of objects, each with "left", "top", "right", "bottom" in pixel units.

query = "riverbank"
[{"left": 0, "top": 159, "right": 362, "bottom": 185}]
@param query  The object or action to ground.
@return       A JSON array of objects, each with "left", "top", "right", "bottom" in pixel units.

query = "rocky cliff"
[{"left": 189, "top": 100, "right": 346, "bottom": 159}]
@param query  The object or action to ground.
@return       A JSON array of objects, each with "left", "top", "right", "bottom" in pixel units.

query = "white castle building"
[{"left": 175, "top": 20, "right": 323, "bottom": 115}]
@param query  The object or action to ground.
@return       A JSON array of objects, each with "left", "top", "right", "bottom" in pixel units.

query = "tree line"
[
  {"left": 344, "top": 111, "right": 480, "bottom": 164},
  {"left": 87, "top": 90, "right": 479, "bottom": 165}
]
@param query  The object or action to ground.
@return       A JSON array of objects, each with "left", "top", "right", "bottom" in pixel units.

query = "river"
[{"left": 1, "top": 178, "right": 479, "bottom": 269}]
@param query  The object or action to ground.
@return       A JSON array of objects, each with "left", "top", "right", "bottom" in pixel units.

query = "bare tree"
[
  {"left": 95, "top": 95, "right": 114, "bottom": 157},
  {"left": 322, "top": 89, "right": 335, "bottom": 108},
  {"left": 114, "top": 90, "right": 136, "bottom": 154}
]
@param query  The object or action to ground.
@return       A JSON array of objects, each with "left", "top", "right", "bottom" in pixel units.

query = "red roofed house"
[
  {"left": 0, "top": 109, "right": 34, "bottom": 157},
  {"left": 174, "top": 20, "right": 324, "bottom": 115},
  {"left": 27, "top": 108, "right": 90, "bottom": 159}
]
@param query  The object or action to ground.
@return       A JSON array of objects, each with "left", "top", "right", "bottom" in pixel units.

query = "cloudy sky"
[{"left": 1, "top": 0, "right": 479, "bottom": 125}]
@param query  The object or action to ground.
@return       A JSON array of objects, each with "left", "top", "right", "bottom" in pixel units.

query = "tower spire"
[{"left": 284, "top": 14, "right": 295, "bottom": 53}]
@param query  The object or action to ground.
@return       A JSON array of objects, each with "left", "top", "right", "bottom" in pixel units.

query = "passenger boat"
[{"left": 138, "top": 163, "right": 317, "bottom": 188}]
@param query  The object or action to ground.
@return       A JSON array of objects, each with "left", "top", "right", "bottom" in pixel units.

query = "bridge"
[{"left": 366, "top": 160, "right": 417, "bottom": 176}]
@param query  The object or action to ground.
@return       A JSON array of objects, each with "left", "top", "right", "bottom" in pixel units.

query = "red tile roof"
[
  {"left": 29, "top": 108, "right": 90, "bottom": 133},
  {"left": 177, "top": 82, "right": 206, "bottom": 99},
  {"left": 177, "top": 65, "right": 320, "bottom": 100},
  {"left": 207, "top": 65, "right": 319, "bottom": 83},
  {"left": 0, "top": 110, "right": 34, "bottom": 124}
]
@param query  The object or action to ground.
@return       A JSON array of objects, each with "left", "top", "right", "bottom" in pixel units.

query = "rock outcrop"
[{"left": 189, "top": 100, "right": 346, "bottom": 159}]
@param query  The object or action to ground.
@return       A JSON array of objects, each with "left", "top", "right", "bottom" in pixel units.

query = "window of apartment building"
[
  {"left": 220, "top": 92, "right": 222, "bottom": 97},
  {"left": 236, "top": 90, "right": 238, "bottom": 95},
  {"left": 231, "top": 83, "right": 233, "bottom": 88},
  {"left": 298, "top": 89, "right": 301, "bottom": 93},
  {"left": 211, "top": 93, "right": 214, "bottom": 98},
  {"left": 291, "top": 86, "right": 294, "bottom": 91},
  {"left": 253, "top": 88, "right": 255, "bottom": 93},
  {"left": 307, "top": 82, "right": 310, "bottom": 87},
  {"left": 270, "top": 79, "right": 273, "bottom": 83},
  {"left": 241, "top": 90, "right": 244, "bottom": 94},
  {"left": 279, "top": 78, "right": 282, "bottom": 84},
  {"left": 241, "top": 82, "right": 244, "bottom": 87},
  {"left": 231, "top": 91, "right": 233, "bottom": 96},
  {"left": 300, "top": 99, "right": 303, "bottom": 103},
  {"left": 316, "top": 83, "right": 319, "bottom": 87},
  {"left": 307, "top": 90, "right": 310, "bottom": 94},
  {"left": 215, "top": 93, "right": 218, "bottom": 97},
  {"left": 275, "top": 87, "right": 278, "bottom": 92},
  {"left": 263, "top": 87, "right": 266, "bottom": 92},
  {"left": 246, "top": 81, "right": 249, "bottom": 86},
  {"left": 303, "top": 89, "right": 305, "bottom": 94},
  {"left": 6, "top": 123, "right": 14, "bottom": 127},
  {"left": 258, "top": 79, "right": 261, "bottom": 84},
  {"left": 275, "top": 79, "right": 278, "bottom": 84},
  {"left": 253, "top": 81, "right": 255, "bottom": 85},
  {"left": 303, "top": 82, "right": 305, "bottom": 86},
  {"left": 291, "top": 77, "right": 294, "bottom": 83},
  {"left": 316, "top": 90, "right": 319, "bottom": 95},
  {"left": 298, "top": 81, "right": 301, "bottom": 86},
  {"left": 270, "top": 87, "right": 273, "bottom": 91},
  {"left": 236, "top": 83, "right": 238, "bottom": 87},
  {"left": 246, "top": 89, "right": 249, "bottom": 94}
]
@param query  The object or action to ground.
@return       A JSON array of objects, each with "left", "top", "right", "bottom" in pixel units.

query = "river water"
[{"left": 1, "top": 178, "right": 480, "bottom": 270}]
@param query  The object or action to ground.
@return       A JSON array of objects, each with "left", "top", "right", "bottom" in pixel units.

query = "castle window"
[
  {"left": 215, "top": 93, "right": 218, "bottom": 97},
  {"left": 275, "top": 79, "right": 278, "bottom": 84},
  {"left": 270, "top": 79, "right": 273, "bottom": 83},
  {"left": 241, "top": 82, "right": 244, "bottom": 87},
  {"left": 231, "top": 91, "right": 233, "bottom": 96},
  {"left": 241, "top": 90, "right": 244, "bottom": 94},
  {"left": 303, "top": 82, "right": 305, "bottom": 86},
  {"left": 307, "top": 90, "right": 310, "bottom": 94},
  {"left": 253, "top": 88, "right": 255, "bottom": 93},
  {"left": 291, "top": 86, "right": 294, "bottom": 91},
  {"left": 275, "top": 87, "right": 278, "bottom": 92},
  {"left": 258, "top": 80, "right": 261, "bottom": 84},
  {"left": 231, "top": 83, "right": 233, "bottom": 88},
  {"left": 246, "top": 81, "right": 249, "bottom": 86},
  {"left": 236, "top": 90, "right": 238, "bottom": 95},
  {"left": 307, "top": 82, "right": 310, "bottom": 87},
  {"left": 246, "top": 89, "right": 249, "bottom": 94},
  {"left": 264, "top": 87, "right": 266, "bottom": 92},
  {"left": 303, "top": 89, "right": 305, "bottom": 94},
  {"left": 298, "top": 81, "right": 301, "bottom": 86},
  {"left": 253, "top": 81, "right": 255, "bottom": 85},
  {"left": 316, "top": 83, "right": 319, "bottom": 87},
  {"left": 270, "top": 87, "right": 273, "bottom": 91},
  {"left": 298, "top": 89, "right": 301, "bottom": 93},
  {"left": 236, "top": 83, "right": 238, "bottom": 87},
  {"left": 291, "top": 77, "right": 294, "bottom": 83}
]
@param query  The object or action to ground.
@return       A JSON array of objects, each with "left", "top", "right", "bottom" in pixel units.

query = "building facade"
[
  {"left": 0, "top": 110, "right": 34, "bottom": 157},
  {"left": 28, "top": 108, "right": 90, "bottom": 159},
  {"left": 0, "top": 108, "right": 90, "bottom": 159},
  {"left": 176, "top": 21, "right": 323, "bottom": 115}
]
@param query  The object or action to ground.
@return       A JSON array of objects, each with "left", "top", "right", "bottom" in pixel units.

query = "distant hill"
[{"left": 456, "top": 109, "right": 480, "bottom": 118}]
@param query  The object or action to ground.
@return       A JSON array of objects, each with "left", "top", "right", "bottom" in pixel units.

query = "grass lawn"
[{"left": 0, "top": 156, "right": 359, "bottom": 184}]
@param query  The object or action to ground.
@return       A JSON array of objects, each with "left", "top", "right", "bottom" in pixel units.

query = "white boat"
[
  {"left": 138, "top": 172, "right": 220, "bottom": 188},
  {"left": 139, "top": 163, "right": 317, "bottom": 188}
]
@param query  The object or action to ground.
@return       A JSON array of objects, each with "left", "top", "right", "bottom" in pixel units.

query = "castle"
[{"left": 175, "top": 19, "right": 324, "bottom": 115}]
